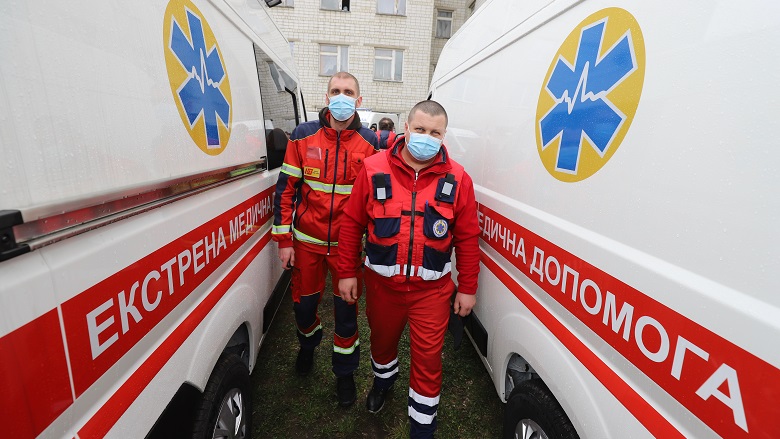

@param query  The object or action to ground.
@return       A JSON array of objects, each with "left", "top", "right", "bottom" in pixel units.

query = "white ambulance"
[
  {"left": 431, "top": 1, "right": 779, "bottom": 438},
  {"left": 0, "top": 0, "right": 302, "bottom": 437}
]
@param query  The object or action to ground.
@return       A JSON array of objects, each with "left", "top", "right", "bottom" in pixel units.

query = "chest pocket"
[
  {"left": 347, "top": 152, "right": 366, "bottom": 181},
  {"left": 423, "top": 204, "right": 454, "bottom": 240},
  {"left": 303, "top": 146, "right": 325, "bottom": 180},
  {"left": 372, "top": 202, "right": 401, "bottom": 238}
]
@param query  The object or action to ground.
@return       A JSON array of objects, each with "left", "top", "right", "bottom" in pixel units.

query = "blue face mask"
[
  {"left": 406, "top": 133, "right": 442, "bottom": 161},
  {"left": 328, "top": 94, "right": 357, "bottom": 121}
]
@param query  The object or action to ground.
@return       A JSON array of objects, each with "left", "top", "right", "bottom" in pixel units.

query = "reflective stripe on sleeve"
[
  {"left": 281, "top": 163, "right": 303, "bottom": 178},
  {"left": 272, "top": 225, "right": 291, "bottom": 235}
]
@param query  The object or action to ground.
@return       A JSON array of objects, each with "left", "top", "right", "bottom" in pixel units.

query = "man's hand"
[
  {"left": 338, "top": 277, "right": 358, "bottom": 304},
  {"left": 453, "top": 292, "right": 476, "bottom": 317},
  {"left": 279, "top": 247, "right": 295, "bottom": 269}
]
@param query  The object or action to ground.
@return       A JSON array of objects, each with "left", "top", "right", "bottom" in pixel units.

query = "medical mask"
[
  {"left": 406, "top": 133, "right": 443, "bottom": 161},
  {"left": 328, "top": 94, "right": 357, "bottom": 121}
]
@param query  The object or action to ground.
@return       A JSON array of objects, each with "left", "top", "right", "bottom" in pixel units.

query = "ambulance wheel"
[
  {"left": 192, "top": 353, "right": 252, "bottom": 439},
  {"left": 502, "top": 379, "right": 579, "bottom": 439}
]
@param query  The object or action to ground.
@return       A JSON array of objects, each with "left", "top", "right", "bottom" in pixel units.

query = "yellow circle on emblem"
[
  {"left": 536, "top": 8, "right": 645, "bottom": 182},
  {"left": 163, "top": 0, "right": 232, "bottom": 155}
]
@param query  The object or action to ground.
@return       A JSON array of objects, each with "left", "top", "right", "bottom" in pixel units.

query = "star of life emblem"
[{"left": 433, "top": 219, "right": 448, "bottom": 238}]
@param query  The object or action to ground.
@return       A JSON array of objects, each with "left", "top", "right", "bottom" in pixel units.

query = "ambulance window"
[{"left": 253, "top": 44, "right": 300, "bottom": 169}]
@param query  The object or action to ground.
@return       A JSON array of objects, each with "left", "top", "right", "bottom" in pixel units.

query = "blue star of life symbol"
[
  {"left": 433, "top": 219, "right": 448, "bottom": 238},
  {"left": 170, "top": 10, "right": 230, "bottom": 147},
  {"left": 540, "top": 20, "right": 636, "bottom": 173}
]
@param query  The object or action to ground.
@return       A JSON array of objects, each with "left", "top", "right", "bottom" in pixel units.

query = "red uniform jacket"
[
  {"left": 272, "top": 109, "right": 378, "bottom": 254},
  {"left": 338, "top": 138, "right": 481, "bottom": 294}
]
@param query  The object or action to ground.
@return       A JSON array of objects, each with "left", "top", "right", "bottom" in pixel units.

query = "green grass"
[{"left": 251, "top": 276, "right": 504, "bottom": 438}]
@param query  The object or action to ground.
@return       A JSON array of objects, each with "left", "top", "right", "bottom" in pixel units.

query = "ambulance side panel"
[
  {"left": 0, "top": 0, "right": 300, "bottom": 437},
  {"left": 434, "top": 0, "right": 779, "bottom": 438}
]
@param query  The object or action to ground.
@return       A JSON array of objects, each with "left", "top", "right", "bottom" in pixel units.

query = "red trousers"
[
  {"left": 291, "top": 244, "right": 362, "bottom": 377},
  {"left": 364, "top": 269, "right": 454, "bottom": 436}
]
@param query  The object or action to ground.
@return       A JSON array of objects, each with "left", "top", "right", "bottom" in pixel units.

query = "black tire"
[
  {"left": 503, "top": 379, "right": 579, "bottom": 439},
  {"left": 192, "top": 353, "right": 252, "bottom": 439}
]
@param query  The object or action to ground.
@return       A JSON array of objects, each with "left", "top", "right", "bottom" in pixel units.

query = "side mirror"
[{"left": 265, "top": 0, "right": 282, "bottom": 7}]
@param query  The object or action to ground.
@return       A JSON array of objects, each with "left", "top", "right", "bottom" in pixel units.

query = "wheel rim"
[
  {"left": 514, "top": 418, "right": 548, "bottom": 439},
  {"left": 212, "top": 388, "right": 246, "bottom": 439}
]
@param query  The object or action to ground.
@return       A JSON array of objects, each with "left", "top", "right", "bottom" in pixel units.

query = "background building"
[{"left": 266, "top": 0, "right": 479, "bottom": 131}]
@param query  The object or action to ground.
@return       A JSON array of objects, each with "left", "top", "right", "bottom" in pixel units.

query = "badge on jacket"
[
  {"left": 433, "top": 219, "right": 448, "bottom": 238},
  {"left": 304, "top": 166, "right": 321, "bottom": 178}
]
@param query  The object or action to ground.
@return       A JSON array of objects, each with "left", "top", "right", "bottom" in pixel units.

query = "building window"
[
  {"left": 279, "top": 0, "right": 294, "bottom": 6},
  {"left": 436, "top": 10, "right": 453, "bottom": 38},
  {"left": 377, "top": 0, "right": 405, "bottom": 15},
  {"left": 321, "top": 0, "right": 350, "bottom": 11},
  {"left": 374, "top": 48, "right": 403, "bottom": 81},
  {"left": 320, "top": 45, "right": 349, "bottom": 75}
]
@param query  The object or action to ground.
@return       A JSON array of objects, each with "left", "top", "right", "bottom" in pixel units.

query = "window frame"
[
  {"left": 436, "top": 10, "right": 453, "bottom": 39},
  {"left": 373, "top": 48, "right": 403, "bottom": 82},
  {"left": 319, "top": 44, "right": 349, "bottom": 76},
  {"left": 376, "top": 0, "right": 406, "bottom": 16},
  {"left": 320, "top": 0, "right": 350, "bottom": 12}
]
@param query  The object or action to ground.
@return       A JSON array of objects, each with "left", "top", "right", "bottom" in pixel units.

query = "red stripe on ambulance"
[
  {"left": 78, "top": 231, "right": 272, "bottom": 438},
  {"left": 478, "top": 204, "right": 779, "bottom": 438},
  {"left": 1, "top": 309, "right": 73, "bottom": 437},
  {"left": 480, "top": 254, "right": 684, "bottom": 438},
  {"left": 62, "top": 188, "right": 274, "bottom": 396},
  {"left": 0, "top": 187, "right": 274, "bottom": 437}
]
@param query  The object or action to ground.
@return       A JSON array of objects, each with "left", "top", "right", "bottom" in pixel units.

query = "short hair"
[
  {"left": 378, "top": 117, "right": 394, "bottom": 131},
  {"left": 328, "top": 71, "right": 360, "bottom": 96},
  {"left": 408, "top": 100, "right": 448, "bottom": 127}
]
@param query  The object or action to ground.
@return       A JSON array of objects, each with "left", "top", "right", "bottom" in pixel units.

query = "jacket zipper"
[
  {"left": 406, "top": 171, "right": 419, "bottom": 280},
  {"left": 327, "top": 134, "right": 340, "bottom": 255}
]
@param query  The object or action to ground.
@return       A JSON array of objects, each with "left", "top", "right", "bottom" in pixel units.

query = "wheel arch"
[{"left": 491, "top": 311, "right": 609, "bottom": 438}]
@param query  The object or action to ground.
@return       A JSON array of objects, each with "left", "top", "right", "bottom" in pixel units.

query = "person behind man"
[
  {"left": 272, "top": 72, "right": 378, "bottom": 407},
  {"left": 376, "top": 116, "right": 396, "bottom": 150},
  {"left": 337, "top": 100, "right": 480, "bottom": 438}
]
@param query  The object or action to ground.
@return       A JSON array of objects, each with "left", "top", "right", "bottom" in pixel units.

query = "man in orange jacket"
[
  {"left": 338, "top": 100, "right": 481, "bottom": 438},
  {"left": 272, "top": 72, "right": 377, "bottom": 407}
]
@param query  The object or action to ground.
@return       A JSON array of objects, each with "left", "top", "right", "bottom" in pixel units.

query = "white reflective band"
[
  {"left": 364, "top": 257, "right": 401, "bottom": 277},
  {"left": 303, "top": 179, "right": 353, "bottom": 195},
  {"left": 374, "top": 368, "right": 398, "bottom": 379},
  {"left": 272, "top": 225, "right": 291, "bottom": 234},
  {"left": 409, "top": 388, "right": 440, "bottom": 406},
  {"left": 417, "top": 263, "right": 451, "bottom": 281},
  {"left": 372, "top": 356, "right": 399, "bottom": 370},
  {"left": 281, "top": 163, "right": 302, "bottom": 178},
  {"left": 408, "top": 406, "right": 437, "bottom": 425},
  {"left": 333, "top": 339, "right": 360, "bottom": 355},
  {"left": 299, "top": 323, "right": 323, "bottom": 337},
  {"left": 293, "top": 229, "right": 336, "bottom": 246}
]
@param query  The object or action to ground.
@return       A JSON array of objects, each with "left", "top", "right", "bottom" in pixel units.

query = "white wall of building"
[{"left": 267, "top": 0, "right": 475, "bottom": 129}]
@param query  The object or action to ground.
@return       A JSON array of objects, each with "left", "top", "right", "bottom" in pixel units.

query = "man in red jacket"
[
  {"left": 337, "top": 100, "right": 480, "bottom": 438},
  {"left": 272, "top": 72, "right": 378, "bottom": 407}
]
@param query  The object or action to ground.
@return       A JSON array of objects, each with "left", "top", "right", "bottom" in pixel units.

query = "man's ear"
[
  {"left": 325, "top": 93, "right": 331, "bottom": 105},
  {"left": 356, "top": 96, "right": 363, "bottom": 108}
]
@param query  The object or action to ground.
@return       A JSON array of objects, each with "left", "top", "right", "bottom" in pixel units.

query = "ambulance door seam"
[{"left": 56, "top": 304, "right": 78, "bottom": 404}]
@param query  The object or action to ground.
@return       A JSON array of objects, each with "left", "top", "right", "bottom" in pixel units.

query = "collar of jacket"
[
  {"left": 318, "top": 107, "right": 363, "bottom": 140},
  {"left": 389, "top": 135, "right": 452, "bottom": 177}
]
